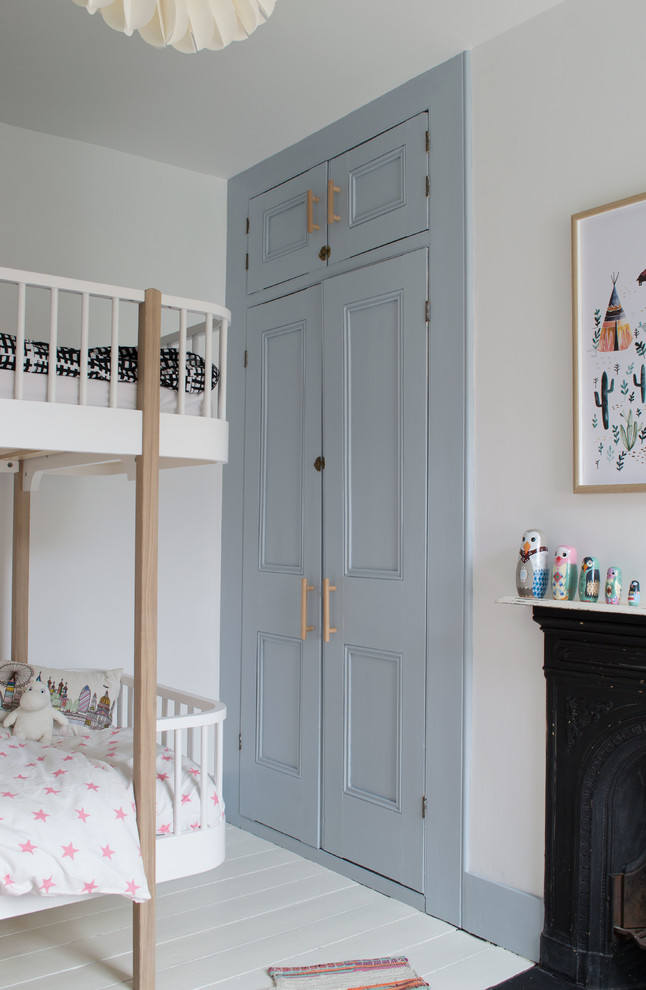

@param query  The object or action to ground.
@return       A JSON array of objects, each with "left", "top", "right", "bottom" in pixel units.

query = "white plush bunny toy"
[{"left": 4, "top": 678, "right": 68, "bottom": 744}]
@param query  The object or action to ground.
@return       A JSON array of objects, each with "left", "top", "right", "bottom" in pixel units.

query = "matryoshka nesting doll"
[
  {"left": 552, "top": 546, "right": 578, "bottom": 601},
  {"left": 605, "top": 566, "right": 622, "bottom": 605},
  {"left": 516, "top": 529, "right": 549, "bottom": 599},
  {"left": 578, "top": 556, "right": 601, "bottom": 603},
  {"left": 628, "top": 580, "right": 640, "bottom": 606}
]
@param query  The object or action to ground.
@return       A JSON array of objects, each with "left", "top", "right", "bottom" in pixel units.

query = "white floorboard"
[{"left": 0, "top": 825, "right": 533, "bottom": 990}]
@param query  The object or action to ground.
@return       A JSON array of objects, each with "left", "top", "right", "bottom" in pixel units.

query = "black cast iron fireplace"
[{"left": 532, "top": 606, "right": 646, "bottom": 989}]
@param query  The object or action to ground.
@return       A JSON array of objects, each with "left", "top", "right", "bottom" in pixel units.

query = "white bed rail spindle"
[
  {"left": 203, "top": 314, "right": 213, "bottom": 419},
  {"left": 79, "top": 291, "right": 90, "bottom": 406},
  {"left": 14, "top": 282, "right": 26, "bottom": 401},
  {"left": 47, "top": 288, "right": 58, "bottom": 404},
  {"left": 109, "top": 296, "right": 120, "bottom": 409},
  {"left": 178, "top": 309, "right": 187, "bottom": 416},
  {"left": 201, "top": 727, "right": 209, "bottom": 828},
  {"left": 218, "top": 317, "right": 228, "bottom": 421},
  {"left": 173, "top": 728, "right": 182, "bottom": 835}
]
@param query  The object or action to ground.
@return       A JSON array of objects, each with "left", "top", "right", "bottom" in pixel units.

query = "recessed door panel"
[
  {"left": 344, "top": 292, "right": 402, "bottom": 577},
  {"left": 240, "top": 287, "right": 322, "bottom": 846},
  {"left": 322, "top": 250, "right": 428, "bottom": 892},
  {"left": 256, "top": 633, "right": 302, "bottom": 774},
  {"left": 350, "top": 149, "right": 406, "bottom": 225},
  {"left": 260, "top": 323, "right": 305, "bottom": 572},
  {"left": 248, "top": 164, "right": 328, "bottom": 293},
  {"left": 345, "top": 646, "right": 402, "bottom": 809},
  {"left": 328, "top": 114, "right": 429, "bottom": 262}
]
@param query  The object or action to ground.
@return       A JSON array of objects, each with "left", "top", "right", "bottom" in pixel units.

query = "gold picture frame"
[{"left": 573, "top": 190, "right": 646, "bottom": 492}]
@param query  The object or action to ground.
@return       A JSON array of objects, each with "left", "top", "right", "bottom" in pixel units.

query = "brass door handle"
[
  {"left": 323, "top": 578, "right": 337, "bottom": 643},
  {"left": 327, "top": 179, "right": 341, "bottom": 224},
  {"left": 301, "top": 577, "right": 314, "bottom": 640},
  {"left": 306, "top": 189, "right": 320, "bottom": 233}
]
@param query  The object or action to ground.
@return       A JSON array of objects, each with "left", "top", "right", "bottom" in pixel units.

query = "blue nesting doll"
[
  {"left": 578, "top": 556, "right": 601, "bottom": 603},
  {"left": 605, "top": 566, "right": 622, "bottom": 605},
  {"left": 552, "top": 546, "right": 578, "bottom": 601},
  {"left": 628, "top": 580, "right": 640, "bottom": 606},
  {"left": 516, "top": 529, "right": 549, "bottom": 598}
]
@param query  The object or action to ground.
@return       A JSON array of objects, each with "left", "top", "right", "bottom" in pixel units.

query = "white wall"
[
  {"left": 0, "top": 123, "right": 227, "bottom": 698},
  {"left": 470, "top": 0, "right": 646, "bottom": 897}
]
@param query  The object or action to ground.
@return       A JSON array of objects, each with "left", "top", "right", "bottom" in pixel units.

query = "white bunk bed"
[{"left": 0, "top": 266, "right": 230, "bottom": 990}]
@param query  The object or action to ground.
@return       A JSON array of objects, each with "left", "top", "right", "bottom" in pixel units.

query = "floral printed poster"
[{"left": 574, "top": 193, "right": 646, "bottom": 490}]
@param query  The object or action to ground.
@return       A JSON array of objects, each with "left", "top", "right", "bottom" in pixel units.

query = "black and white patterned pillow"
[{"left": 0, "top": 335, "right": 219, "bottom": 394}]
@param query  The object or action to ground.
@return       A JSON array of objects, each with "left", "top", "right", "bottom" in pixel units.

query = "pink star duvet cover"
[{"left": 0, "top": 725, "right": 222, "bottom": 903}]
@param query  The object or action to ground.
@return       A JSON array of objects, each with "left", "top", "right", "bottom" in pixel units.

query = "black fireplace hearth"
[{"left": 532, "top": 605, "right": 646, "bottom": 990}]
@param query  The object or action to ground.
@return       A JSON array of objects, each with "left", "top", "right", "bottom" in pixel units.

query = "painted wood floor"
[{"left": 0, "top": 825, "right": 533, "bottom": 990}]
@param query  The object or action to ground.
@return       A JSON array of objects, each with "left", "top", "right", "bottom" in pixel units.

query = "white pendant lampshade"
[{"left": 72, "top": 0, "right": 276, "bottom": 52}]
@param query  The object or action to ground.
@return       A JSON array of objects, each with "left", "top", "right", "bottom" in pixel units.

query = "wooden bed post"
[
  {"left": 133, "top": 288, "right": 161, "bottom": 990},
  {"left": 12, "top": 466, "right": 30, "bottom": 664}
]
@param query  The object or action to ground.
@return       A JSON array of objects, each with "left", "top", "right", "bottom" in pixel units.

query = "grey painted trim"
[
  {"left": 461, "top": 48, "right": 475, "bottom": 919},
  {"left": 463, "top": 871, "right": 543, "bottom": 963},
  {"left": 222, "top": 51, "right": 470, "bottom": 931},
  {"left": 233, "top": 815, "right": 425, "bottom": 913},
  {"left": 423, "top": 50, "right": 469, "bottom": 931}
]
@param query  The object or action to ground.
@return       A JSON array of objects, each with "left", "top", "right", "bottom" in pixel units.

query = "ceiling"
[{"left": 0, "top": 0, "right": 565, "bottom": 179}]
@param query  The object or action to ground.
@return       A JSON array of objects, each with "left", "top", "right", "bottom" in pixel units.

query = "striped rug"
[{"left": 268, "top": 957, "right": 429, "bottom": 990}]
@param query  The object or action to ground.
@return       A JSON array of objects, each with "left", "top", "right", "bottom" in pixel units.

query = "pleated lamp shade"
[{"left": 72, "top": 0, "right": 276, "bottom": 52}]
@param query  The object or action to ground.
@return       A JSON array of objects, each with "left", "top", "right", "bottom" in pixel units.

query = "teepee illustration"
[{"left": 598, "top": 273, "right": 632, "bottom": 351}]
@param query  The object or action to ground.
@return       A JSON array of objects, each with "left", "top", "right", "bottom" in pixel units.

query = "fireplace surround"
[{"left": 532, "top": 604, "right": 646, "bottom": 989}]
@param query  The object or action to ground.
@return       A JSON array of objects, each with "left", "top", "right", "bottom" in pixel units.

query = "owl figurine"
[
  {"left": 516, "top": 529, "right": 549, "bottom": 599},
  {"left": 605, "top": 566, "right": 622, "bottom": 605},
  {"left": 552, "top": 545, "right": 578, "bottom": 601},
  {"left": 628, "top": 580, "right": 640, "bottom": 606},
  {"left": 578, "top": 556, "right": 601, "bottom": 603}
]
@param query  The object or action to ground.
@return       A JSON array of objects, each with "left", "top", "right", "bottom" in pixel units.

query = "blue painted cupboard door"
[
  {"left": 246, "top": 115, "right": 428, "bottom": 294},
  {"left": 239, "top": 286, "right": 323, "bottom": 846},
  {"left": 327, "top": 113, "right": 429, "bottom": 262},
  {"left": 321, "top": 250, "right": 428, "bottom": 892},
  {"left": 247, "top": 164, "right": 328, "bottom": 294},
  {"left": 239, "top": 250, "right": 428, "bottom": 888}
]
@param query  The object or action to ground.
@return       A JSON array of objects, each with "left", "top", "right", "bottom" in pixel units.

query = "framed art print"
[{"left": 573, "top": 190, "right": 646, "bottom": 492}]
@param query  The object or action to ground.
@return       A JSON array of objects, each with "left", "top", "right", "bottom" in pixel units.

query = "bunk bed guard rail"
[{"left": 0, "top": 267, "right": 230, "bottom": 465}]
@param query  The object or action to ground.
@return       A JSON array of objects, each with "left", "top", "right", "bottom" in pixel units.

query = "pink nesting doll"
[{"left": 552, "top": 546, "right": 578, "bottom": 601}]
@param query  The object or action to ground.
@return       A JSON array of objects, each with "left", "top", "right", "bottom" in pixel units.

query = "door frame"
[{"left": 222, "top": 52, "right": 471, "bottom": 927}]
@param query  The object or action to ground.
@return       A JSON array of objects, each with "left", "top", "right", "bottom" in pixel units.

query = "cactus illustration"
[
  {"left": 620, "top": 409, "right": 638, "bottom": 451},
  {"left": 634, "top": 364, "right": 646, "bottom": 402},
  {"left": 594, "top": 371, "right": 614, "bottom": 429}
]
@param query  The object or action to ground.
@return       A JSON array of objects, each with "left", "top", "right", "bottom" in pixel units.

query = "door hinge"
[
  {"left": 246, "top": 217, "right": 250, "bottom": 235},
  {"left": 422, "top": 795, "right": 427, "bottom": 819},
  {"left": 425, "top": 300, "right": 430, "bottom": 323},
  {"left": 425, "top": 129, "right": 430, "bottom": 153},
  {"left": 245, "top": 252, "right": 249, "bottom": 271},
  {"left": 239, "top": 732, "right": 242, "bottom": 750},
  {"left": 244, "top": 350, "right": 248, "bottom": 368},
  {"left": 425, "top": 175, "right": 430, "bottom": 198}
]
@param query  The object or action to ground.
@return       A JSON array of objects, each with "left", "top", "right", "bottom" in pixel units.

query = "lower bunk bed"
[{"left": 0, "top": 672, "right": 226, "bottom": 920}]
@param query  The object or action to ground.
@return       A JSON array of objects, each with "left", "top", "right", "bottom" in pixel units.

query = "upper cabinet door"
[
  {"left": 246, "top": 113, "right": 429, "bottom": 293},
  {"left": 327, "top": 112, "right": 429, "bottom": 263},
  {"left": 247, "top": 163, "right": 328, "bottom": 293}
]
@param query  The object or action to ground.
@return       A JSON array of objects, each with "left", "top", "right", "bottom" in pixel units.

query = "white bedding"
[
  {"left": 0, "top": 369, "right": 209, "bottom": 415},
  {"left": 0, "top": 726, "right": 150, "bottom": 902},
  {"left": 88, "top": 726, "right": 225, "bottom": 835},
  {"left": 0, "top": 726, "right": 224, "bottom": 903}
]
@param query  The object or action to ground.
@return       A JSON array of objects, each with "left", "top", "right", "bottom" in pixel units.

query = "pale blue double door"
[{"left": 240, "top": 250, "right": 428, "bottom": 893}]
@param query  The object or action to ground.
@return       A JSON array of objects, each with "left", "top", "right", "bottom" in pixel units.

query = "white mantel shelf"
[{"left": 496, "top": 595, "right": 646, "bottom": 618}]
